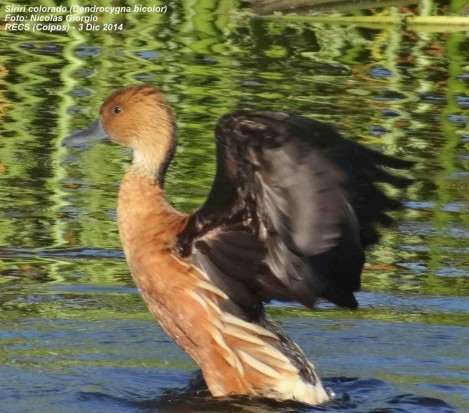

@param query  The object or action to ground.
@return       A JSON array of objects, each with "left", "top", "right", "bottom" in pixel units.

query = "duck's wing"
[{"left": 175, "top": 111, "right": 411, "bottom": 312}]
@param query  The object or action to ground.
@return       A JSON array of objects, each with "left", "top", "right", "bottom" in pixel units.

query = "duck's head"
[{"left": 63, "top": 85, "right": 176, "bottom": 182}]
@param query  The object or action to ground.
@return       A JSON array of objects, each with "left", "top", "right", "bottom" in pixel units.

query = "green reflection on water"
[{"left": 0, "top": 0, "right": 467, "bottom": 327}]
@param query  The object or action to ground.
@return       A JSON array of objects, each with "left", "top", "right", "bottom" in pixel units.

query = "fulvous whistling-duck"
[{"left": 63, "top": 85, "right": 411, "bottom": 406}]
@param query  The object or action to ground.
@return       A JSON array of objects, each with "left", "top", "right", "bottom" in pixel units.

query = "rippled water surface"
[{"left": 1, "top": 1, "right": 468, "bottom": 412}]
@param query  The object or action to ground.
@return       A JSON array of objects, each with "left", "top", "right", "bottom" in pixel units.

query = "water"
[{"left": 1, "top": 0, "right": 468, "bottom": 412}]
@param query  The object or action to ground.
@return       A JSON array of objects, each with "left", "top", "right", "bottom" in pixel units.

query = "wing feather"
[{"left": 176, "top": 111, "right": 411, "bottom": 311}]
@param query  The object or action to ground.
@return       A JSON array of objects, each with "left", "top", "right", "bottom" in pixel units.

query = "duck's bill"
[{"left": 62, "top": 118, "right": 108, "bottom": 147}]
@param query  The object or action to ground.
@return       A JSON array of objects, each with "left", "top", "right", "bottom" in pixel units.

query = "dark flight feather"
[{"left": 176, "top": 111, "right": 412, "bottom": 312}]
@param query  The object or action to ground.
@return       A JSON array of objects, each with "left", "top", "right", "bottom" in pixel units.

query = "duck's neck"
[
  {"left": 132, "top": 147, "right": 172, "bottom": 186},
  {"left": 131, "top": 151, "right": 160, "bottom": 181},
  {"left": 131, "top": 120, "right": 177, "bottom": 187},
  {"left": 117, "top": 167, "right": 187, "bottom": 266}
]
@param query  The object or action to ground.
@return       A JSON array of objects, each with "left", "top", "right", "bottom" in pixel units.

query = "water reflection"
[{"left": 0, "top": 0, "right": 468, "bottom": 412}]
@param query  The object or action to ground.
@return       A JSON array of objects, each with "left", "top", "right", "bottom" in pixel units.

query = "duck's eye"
[{"left": 112, "top": 106, "right": 122, "bottom": 115}]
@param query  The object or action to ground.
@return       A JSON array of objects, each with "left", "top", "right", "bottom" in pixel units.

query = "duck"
[{"left": 63, "top": 85, "right": 411, "bottom": 406}]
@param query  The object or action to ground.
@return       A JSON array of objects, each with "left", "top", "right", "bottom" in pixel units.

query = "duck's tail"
[
  {"left": 252, "top": 314, "right": 331, "bottom": 405},
  {"left": 165, "top": 260, "right": 330, "bottom": 406},
  {"left": 194, "top": 288, "right": 330, "bottom": 405}
]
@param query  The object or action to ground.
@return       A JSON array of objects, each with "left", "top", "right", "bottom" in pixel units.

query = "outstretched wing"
[{"left": 176, "top": 111, "right": 411, "bottom": 313}]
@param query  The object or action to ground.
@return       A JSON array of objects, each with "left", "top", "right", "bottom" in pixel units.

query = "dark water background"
[{"left": 0, "top": 1, "right": 468, "bottom": 412}]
